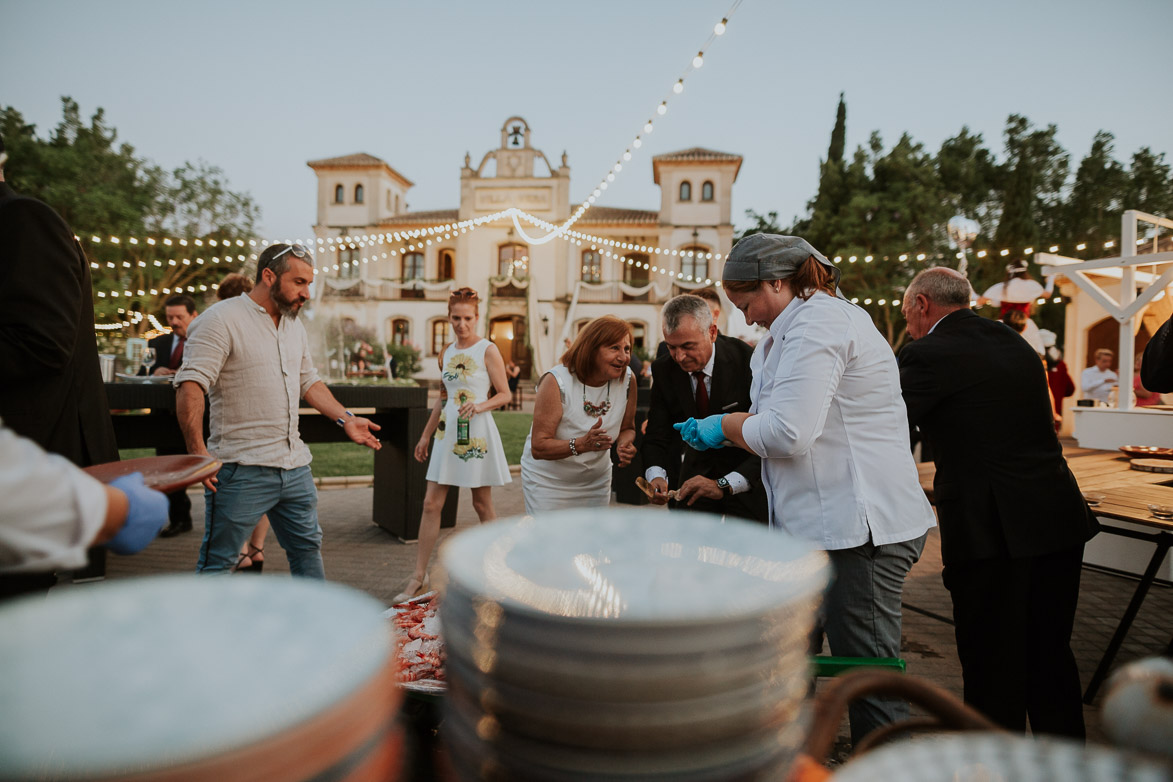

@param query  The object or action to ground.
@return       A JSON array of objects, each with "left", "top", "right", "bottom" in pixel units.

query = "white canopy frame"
[{"left": 1038, "top": 209, "right": 1173, "bottom": 411}]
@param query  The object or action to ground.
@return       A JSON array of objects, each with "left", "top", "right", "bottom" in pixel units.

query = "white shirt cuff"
[
  {"left": 724, "top": 471, "right": 750, "bottom": 495},
  {"left": 645, "top": 466, "right": 668, "bottom": 483}
]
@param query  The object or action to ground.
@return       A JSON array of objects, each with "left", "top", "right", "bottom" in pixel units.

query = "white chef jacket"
[
  {"left": 0, "top": 420, "right": 108, "bottom": 573},
  {"left": 741, "top": 293, "right": 936, "bottom": 550}
]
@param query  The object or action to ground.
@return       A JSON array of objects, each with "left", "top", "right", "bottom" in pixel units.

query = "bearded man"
[{"left": 174, "top": 244, "right": 381, "bottom": 576}]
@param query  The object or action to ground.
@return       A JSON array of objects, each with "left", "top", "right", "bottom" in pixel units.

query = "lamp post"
[{"left": 947, "top": 216, "right": 980, "bottom": 275}]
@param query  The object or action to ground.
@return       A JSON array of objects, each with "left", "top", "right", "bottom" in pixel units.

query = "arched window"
[
  {"left": 622, "top": 253, "right": 650, "bottom": 302},
  {"left": 679, "top": 245, "right": 709, "bottom": 283},
  {"left": 629, "top": 321, "right": 647, "bottom": 351},
  {"left": 334, "top": 184, "right": 345, "bottom": 204},
  {"left": 438, "top": 250, "right": 454, "bottom": 281},
  {"left": 498, "top": 243, "right": 529, "bottom": 277},
  {"left": 679, "top": 180, "right": 692, "bottom": 201},
  {"left": 338, "top": 245, "right": 360, "bottom": 279},
  {"left": 581, "top": 250, "right": 602, "bottom": 284},
  {"left": 394, "top": 194, "right": 400, "bottom": 213},
  {"left": 701, "top": 180, "right": 715, "bottom": 201},
  {"left": 430, "top": 319, "right": 451, "bottom": 356},
  {"left": 402, "top": 252, "right": 425, "bottom": 280},
  {"left": 354, "top": 184, "right": 364, "bottom": 204},
  {"left": 389, "top": 318, "right": 410, "bottom": 347}
]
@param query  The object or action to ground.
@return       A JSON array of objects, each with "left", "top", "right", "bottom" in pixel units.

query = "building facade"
[{"left": 307, "top": 117, "right": 742, "bottom": 380}]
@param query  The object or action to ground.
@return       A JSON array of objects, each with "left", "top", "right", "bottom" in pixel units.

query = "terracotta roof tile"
[
  {"left": 651, "top": 147, "right": 742, "bottom": 162},
  {"left": 575, "top": 206, "right": 660, "bottom": 225},
  {"left": 306, "top": 153, "right": 413, "bottom": 188},
  {"left": 379, "top": 209, "right": 460, "bottom": 226}
]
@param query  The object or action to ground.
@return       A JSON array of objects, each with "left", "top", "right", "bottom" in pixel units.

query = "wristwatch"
[{"left": 716, "top": 476, "right": 732, "bottom": 496}]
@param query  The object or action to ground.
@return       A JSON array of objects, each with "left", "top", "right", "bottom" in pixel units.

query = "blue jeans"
[
  {"left": 197, "top": 464, "right": 324, "bottom": 579},
  {"left": 815, "top": 533, "right": 927, "bottom": 745}
]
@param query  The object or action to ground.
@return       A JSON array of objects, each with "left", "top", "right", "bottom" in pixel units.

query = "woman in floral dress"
[{"left": 394, "top": 287, "right": 511, "bottom": 602}]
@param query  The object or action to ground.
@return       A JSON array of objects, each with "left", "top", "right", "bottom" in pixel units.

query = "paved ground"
[{"left": 71, "top": 476, "right": 1172, "bottom": 752}]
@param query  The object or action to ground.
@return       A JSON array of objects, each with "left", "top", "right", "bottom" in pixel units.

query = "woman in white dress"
[
  {"left": 521, "top": 316, "right": 638, "bottom": 515},
  {"left": 395, "top": 288, "right": 511, "bottom": 602}
]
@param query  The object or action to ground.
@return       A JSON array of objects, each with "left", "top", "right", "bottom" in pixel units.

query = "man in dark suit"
[
  {"left": 141, "top": 293, "right": 199, "bottom": 536},
  {"left": 898, "top": 267, "right": 1098, "bottom": 739},
  {"left": 0, "top": 133, "right": 121, "bottom": 594},
  {"left": 642, "top": 294, "right": 767, "bottom": 522},
  {"left": 1141, "top": 312, "right": 1173, "bottom": 393}
]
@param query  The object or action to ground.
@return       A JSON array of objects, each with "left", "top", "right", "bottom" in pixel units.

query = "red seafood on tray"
[{"left": 385, "top": 592, "right": 446, "bottom": 694}]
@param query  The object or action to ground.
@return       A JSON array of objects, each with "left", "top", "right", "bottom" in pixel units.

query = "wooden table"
[
  {"left": 917, "top": 443, "right": 1173, "bottom": 703},
  {"left": 105, "top": 382, "right": 456, "bottom": 541}
]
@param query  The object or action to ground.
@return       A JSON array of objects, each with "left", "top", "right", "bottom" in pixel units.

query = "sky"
[{"left": 4, "top": 0, "right": 1172, "bottom": 242}]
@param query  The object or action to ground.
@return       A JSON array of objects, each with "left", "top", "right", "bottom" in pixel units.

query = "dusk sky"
[{"left": 4, "top": 0, "right": 1171, "bottom": 242}]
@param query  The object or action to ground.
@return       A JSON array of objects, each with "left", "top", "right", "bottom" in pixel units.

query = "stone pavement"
[{"left": 78, "top": 477, "right": 1172, "bottom": 749}]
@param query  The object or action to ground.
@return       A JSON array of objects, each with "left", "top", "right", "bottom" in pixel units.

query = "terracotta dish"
[
  {"left": 1119, "top": 445, "right": 1173, "bottom": 459},
  {"left": 84, "top": 454, "right": 222, "bottom": 494}
]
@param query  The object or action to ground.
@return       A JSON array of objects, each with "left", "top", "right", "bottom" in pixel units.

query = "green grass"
[{"left": 118, "top": 411, "right": 534, "bottom": 478}]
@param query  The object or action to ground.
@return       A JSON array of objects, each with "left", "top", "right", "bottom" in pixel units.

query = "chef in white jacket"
[{"left": 675, "top": 234, "right": 935, "bottom": 747}]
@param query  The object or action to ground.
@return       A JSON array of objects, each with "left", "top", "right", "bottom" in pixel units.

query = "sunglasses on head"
[
  {"left": 451, "top": 288, "right": 479, "bottom": 300},
  {"left": 271, "top": 243, "right": 313, "bottom": 262}
]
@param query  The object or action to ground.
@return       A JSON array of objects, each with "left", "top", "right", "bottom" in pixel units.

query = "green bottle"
[{"left": 457, "top": 415, "right": 470, "bottom": 445}]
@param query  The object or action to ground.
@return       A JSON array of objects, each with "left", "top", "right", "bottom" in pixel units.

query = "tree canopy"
[
  {"left": 1, "top": 98, "right": 259, "bottom": 332},
  {"left": 765, "top": 97, "right": 1173, "bottom": 348}
]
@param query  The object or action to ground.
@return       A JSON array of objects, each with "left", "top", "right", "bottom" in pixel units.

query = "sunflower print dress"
[{"left": 425, "top": 338, "right": 511, "bottom": 487}]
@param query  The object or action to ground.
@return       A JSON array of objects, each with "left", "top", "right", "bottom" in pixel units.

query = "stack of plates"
[{"left": 438, "top": 508, "right": 829, "bottom": 781}]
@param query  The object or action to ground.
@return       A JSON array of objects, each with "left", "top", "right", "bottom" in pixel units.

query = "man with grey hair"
[
  {"left": 899, "top": 266, "right": 1098, "bottom": 738},
  {"left": 642, "top": 294, "right": 766, "bottom": 522},
  {"left": 175, "top": 243, "right": 383, "bottom": 577}
]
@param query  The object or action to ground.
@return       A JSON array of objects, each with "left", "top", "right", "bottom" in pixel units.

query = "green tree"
[
  {"left": 1123, "top": 147, "right": 1173, "bottom": 220},
  {"left": 735, "top": 209, "right": 784, "bottom": 241},
  {"left": 797, "top": 93, "right": 849, "bottom": 248},
  {"left": 1062, "top": 131, "right": 1127, "bottom": 251},
  {"left": 0, "top": 98, "right": 258, "bottom": 333}
]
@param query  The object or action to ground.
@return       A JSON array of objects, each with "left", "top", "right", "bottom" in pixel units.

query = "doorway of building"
[{"left": 489, "top": 316, "right": 532, "bottom": 379}]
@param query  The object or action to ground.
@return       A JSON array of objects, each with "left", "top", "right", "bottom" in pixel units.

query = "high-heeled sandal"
[
  {"left": 391, "top": 573, "right": 429, "bottom": 605},
  {"left": 233, "top": 544, "right": 264, "bottom": 574}
]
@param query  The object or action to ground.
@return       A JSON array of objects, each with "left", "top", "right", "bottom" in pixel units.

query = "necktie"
[
  {"left": 693, "top": 371, "right": 709, "bottom": 417},
  {"left": 169, "top": 337, "right": 185, "bottom": 370}
]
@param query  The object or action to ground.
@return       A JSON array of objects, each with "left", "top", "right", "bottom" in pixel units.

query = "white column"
[{"left": 1117, "top": 211, "right": 1138, "bottom": 410}]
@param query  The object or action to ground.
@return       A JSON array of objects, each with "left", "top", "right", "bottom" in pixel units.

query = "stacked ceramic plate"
[{"left": 437, "top": 508, "right": 829, "bottom": 781}]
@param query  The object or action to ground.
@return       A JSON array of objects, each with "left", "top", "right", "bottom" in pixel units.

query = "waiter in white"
[{"left": 675, "top": 234, "right": 935, "bottom": 748}]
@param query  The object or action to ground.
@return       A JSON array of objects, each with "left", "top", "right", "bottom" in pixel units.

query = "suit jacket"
[
  {"left": 0, "top": 182, "right": 118, "bottom": 467},
  {"left": 898, "top": 309, "right": 1097, "bottom": 566},
  {"left": 1141, "top": 313, "right": 1173, "bottom": 393},
  {"left": 642, "top": 334, "right": 768, "bottom": 522}
]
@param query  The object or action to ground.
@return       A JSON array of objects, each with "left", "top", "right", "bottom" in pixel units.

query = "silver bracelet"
[{"left": 568, "top": 437, "right": 578, "bottom": 456}]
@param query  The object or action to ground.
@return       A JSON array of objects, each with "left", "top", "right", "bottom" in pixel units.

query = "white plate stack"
[{"left": 438, "top": 508, "right": 830, "bottom": 781}]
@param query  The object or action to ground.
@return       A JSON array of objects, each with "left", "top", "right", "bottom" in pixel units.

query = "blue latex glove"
[
  {"left": 106, "top": 472, "right": 169, "bottom": 555},
  {"left": 673, "top": 414, "right": 728, "bottom": 451}
]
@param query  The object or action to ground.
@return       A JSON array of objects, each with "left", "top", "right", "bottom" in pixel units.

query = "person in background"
[
  {"left": 1133, "top": 354, "right": 1161, "bottom": 407},
  {"left": 1081, "top": 348, "right": 1118, "bottom": 405},
  {"left": 0, "top": 420, "right": 167, "bottom": 599},
  {"left": 677, "top": 234, "right": 934, "bottom": 747},
  {"left": 521, "top": 316, "right": 638, "bottom": 514},
  {"left": 978, "top": 260, "right": 1050, "bottom": 354},
  {"left": 1042, "top": 335, "right": 1076, "bottom": 426},
  {"left": 899, "top": 267, "right": 1097, "bottom": 739},
  {"left": 642, "top": 294, "right": 766, "bottom": 523},
  {"left": 506, "top": 359, "right": 522, "bottom": 410},
  {"left": 1002, "top": 311, "right": 1061, "bottom": 427},
  {"left": 1141, "top": 312, "right": 1173, "bottom": 393},
  {"left": 140, "top": 293, "right": 200, "bottom": 538},
  {"left": 213, "top": 273, "right": 267, "bottom": 573},
  {"left": 175, "top": 243, "right": 382, "bottom": 577},
  {"left": 0, "top": 132, "right": 121, "bottom": 593},
  {"left": 399, "top": 288, "right": 512, "bottom": 603}
]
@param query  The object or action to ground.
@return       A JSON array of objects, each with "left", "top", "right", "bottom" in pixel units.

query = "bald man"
[{"left": 898, "top": 267, "right": 1097, "bottom": 739}]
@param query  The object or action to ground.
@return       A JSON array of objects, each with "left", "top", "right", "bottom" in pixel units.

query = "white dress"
[
  {"left": 425, "top": 339, "right": 511, "bottom": 488},
  {"left": 520, "top": 365, "right": 632, "bottom": 515}
]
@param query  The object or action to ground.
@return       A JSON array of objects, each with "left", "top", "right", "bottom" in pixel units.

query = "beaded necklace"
[{"left": 582, "top": 378, "right": 612, "bottom": 417}]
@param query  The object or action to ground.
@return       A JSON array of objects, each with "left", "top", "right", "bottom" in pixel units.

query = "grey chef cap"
[{"left": 722, "top": 234, "right": 842, "bottom": 288}]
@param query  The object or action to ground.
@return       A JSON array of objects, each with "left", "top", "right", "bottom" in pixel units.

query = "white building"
[{"left": 307, "top": 117, "right": 743, "bottom": 380}]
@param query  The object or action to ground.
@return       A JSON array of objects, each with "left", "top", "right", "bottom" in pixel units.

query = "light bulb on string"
[
  {"left": 673, "top": 80, "right": 684, "bottom": 94},
  {"left": 657, "top": 102, "right": 667, "bottom": 115},
  {"left": 633, "top": 137, "right": 642, "bottom": 148},
  {"left": 714, "top": 18, "right": 727, "bottom": 34},
  {"left": 693, "top": 52, "right": 704, "bottom": 68},
  {"left": 644, "top": 121, "right": 654, "bottom": 133},
  {"left": 623, "top": 151, "right": 632, "bottom": 161}
]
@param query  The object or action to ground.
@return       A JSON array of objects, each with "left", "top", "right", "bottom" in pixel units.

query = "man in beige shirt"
[{"left": 174, "top": 243, "right": 381, "bottom": 577}]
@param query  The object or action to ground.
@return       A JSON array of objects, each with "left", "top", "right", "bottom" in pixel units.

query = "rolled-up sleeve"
[
  {"left": 741, "top": 318, "right": 850, "bottom": 459},
  {"left": 0, "top": 424, "right": 108, "bottom": 573},
  {"left": 173, "top": 309, "right": 230, "bottom": 393},
  {"left": 298, "top": 322, "right": 321, "bottom": 397}
]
